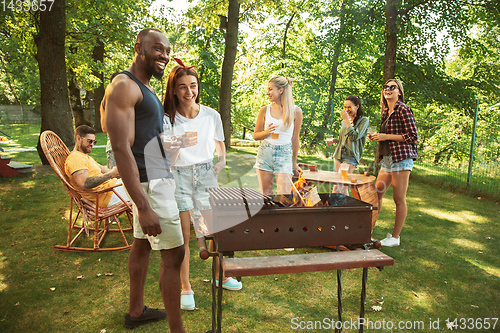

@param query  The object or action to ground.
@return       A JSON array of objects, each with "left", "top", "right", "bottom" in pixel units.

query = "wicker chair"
[{"left": 40, "top": 130, "right": 133, "bottom": 252}]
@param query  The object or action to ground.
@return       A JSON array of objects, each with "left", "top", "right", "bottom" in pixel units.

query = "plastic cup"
[
  {"left": 271, "top": 124, "right": 280, "bottom": 139},
  {"left": 340, "top": 163, "right": 349, "bottom": 178},
  {"left": 163, "top": 129, "right": 175, "bottom": 143},
  {"left": 325, "top": 134, "right": 334, "bottom": 146},
  {"left": 184, "top": 122, "right": 198, "bottom": 140},
  {"left": 367, "top": 126, "right": 377, "bottom": 140}
]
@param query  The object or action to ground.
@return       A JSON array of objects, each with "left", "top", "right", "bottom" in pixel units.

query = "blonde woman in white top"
[{"left": 254, "top": 76, "right": 303, "bottom": 195}]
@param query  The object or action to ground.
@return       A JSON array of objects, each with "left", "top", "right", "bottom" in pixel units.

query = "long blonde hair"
[{"left": 269, "top": 76, "right": 295, "bottom": 128}]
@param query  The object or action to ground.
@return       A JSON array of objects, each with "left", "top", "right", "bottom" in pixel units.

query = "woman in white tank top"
[{"left": 253, "top": 76, "right": 303, "bottom": 195}]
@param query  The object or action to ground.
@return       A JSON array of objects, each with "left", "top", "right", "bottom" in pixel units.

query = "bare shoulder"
[
  {"left": 104, "top": 73, "right": 142, "bottom": 105},
  {"left": 101, "top": 73, "right": 142, "bottom": 133},
  {"left": 258, "top": 105, "right": 267, "bottom": 117},
  {"left": 294, "top": 106, "right": 303, "bottom": 118}
]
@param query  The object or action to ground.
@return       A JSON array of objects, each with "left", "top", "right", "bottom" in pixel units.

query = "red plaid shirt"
[{"left": 379, "top": 100, "right": 418, "bottom": 163}]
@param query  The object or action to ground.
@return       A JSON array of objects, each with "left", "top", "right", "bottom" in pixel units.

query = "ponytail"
[{"left": 269, "top": 76, "right": 295, "bottom": 128}]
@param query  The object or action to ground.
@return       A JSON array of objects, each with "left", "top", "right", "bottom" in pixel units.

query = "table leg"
[
  {"left": 336, "top": 245, "right": 343, "bottom": 333},
  {"left": 210, "top": 253, "right": 217, "bottom": 333},
  {"left": 217, "top": 253, "right": 223, "bottom": 333},
  {"left": 358, "top": 267, "right": 368, "bottom": 333},
  {"left": 336, "top": 269, "right": 343, "bottom": 333}
]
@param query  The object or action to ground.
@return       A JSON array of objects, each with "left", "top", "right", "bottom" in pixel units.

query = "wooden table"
[{"left": 300, "top": 170, "right": 379, "bottom": 229}]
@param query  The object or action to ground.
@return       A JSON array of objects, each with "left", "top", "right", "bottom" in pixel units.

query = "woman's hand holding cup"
[
  {"left": 325, "top": 134, "right": 338, "bottom": 146},
  {"left": 267, "top": 123, "right": 279, "bottom": 139},
  {"left": 181, "top": 131, "right": 197, "bottom": 148},
  {"left": 367, "top": 126, "right": 377, "bottom": 141},
  {"left": 162, "top": 132, "right": 182, "bottom": 151}
]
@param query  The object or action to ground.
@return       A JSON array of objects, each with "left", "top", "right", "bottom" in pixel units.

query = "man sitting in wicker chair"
[{"left": 65, "top": 125, "right": 128, "bottom": 207}]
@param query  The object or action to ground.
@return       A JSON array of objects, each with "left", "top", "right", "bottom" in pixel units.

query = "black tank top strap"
[{"left": 121, "top": 71, "right": 172, "bottom": 182}]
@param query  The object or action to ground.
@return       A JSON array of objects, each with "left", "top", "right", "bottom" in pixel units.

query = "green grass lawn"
[{"left": 1, "top": 127, "right": 500, "bottom": 332}]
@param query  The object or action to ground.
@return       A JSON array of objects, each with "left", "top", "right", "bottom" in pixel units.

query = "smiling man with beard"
[{"left": 100, "top": 29, "right": 187, "bottom": 332}]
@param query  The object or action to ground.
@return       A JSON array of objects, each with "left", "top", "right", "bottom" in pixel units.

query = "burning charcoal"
[{"left": 273, "top": 194, "right": 293, "bottom": 207}]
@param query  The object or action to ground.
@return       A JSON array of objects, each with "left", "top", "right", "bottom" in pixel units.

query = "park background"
[{"left": 1, "top": 0, "right": 500, "bottom": 332}]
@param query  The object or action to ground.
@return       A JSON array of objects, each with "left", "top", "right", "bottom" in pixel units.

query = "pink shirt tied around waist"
[{"left": 263, "top": 104, "right": 294, "bottom": 145}]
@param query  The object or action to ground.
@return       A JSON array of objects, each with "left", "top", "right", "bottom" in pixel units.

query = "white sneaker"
[{"left": 380, "top": 233, "right": 400, "bottom": 247}]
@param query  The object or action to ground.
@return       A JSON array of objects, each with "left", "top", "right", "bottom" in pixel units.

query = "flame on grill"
[{"left": 291, "top": 171, "right": 322, "bottom": 207}]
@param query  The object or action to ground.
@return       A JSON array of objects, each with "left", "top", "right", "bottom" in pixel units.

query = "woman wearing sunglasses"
[{"left": 368, "top": 79, "right": 418, "bottom": 247}]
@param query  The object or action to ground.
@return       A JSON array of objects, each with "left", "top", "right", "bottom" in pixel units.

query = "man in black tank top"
[{"left": 101, "top": 29, "right": 187, "bottom": 333}]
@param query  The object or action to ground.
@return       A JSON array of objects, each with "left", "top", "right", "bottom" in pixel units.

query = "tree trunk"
[
  {"left": 318, "top": 0, "right": 347, "bottom": 143},
  {"left": 218, "top": 0, "right": 240, "bottom": 149},
  {"left": 69, "top": 71, "right": 88, "bottom": 127},
  {"left": 282, "top": 12, "right": 296, "bottom": 69},
  {"left": 383, "top": 0, "right": 398, "bottom": 82},
  {"left": 34, "top": 0, "right": 74, "bottom": 164},
  {"left": 92, "top": 39, "right": 105, "bottom": 132}
]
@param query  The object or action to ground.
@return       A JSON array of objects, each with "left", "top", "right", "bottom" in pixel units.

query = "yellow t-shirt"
[{"left": 64, "top": 151, "right": 117, "bottom": 207}]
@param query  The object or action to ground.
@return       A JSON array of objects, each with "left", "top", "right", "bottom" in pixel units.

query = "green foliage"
[
  {"left": 0, "top": 10, "right": 40, "bottom": 106},
  {"left": 65, "top": 0, "right": 154, "bottom": 91},
  {"left": 0, "top": 0, "right": 499, "bottom": 169}
]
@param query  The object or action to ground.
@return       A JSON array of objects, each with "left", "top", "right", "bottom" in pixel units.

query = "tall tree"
[
  {"left": 92, "top": 39, "right": 105, "bottom": 132},
  {"left": 65, "top": 0, "right": 153, "bottom": 131},
  {"left": 383, "top": 0, "right": 397, "bottom": 82},
  {"left": 34, "top": 0, "right": 74, "bottom": 163},
  {"left": 185, "top": 0, "right": 283, "bottom": 147},
  {"left": 218, "top": 0, "right": 240, "bottom": 148}
]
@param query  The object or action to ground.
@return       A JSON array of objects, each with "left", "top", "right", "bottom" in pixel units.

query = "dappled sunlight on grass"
[
  {"left": 20, "top": 180, "right": 37, "bottom": 189},
  {"left": 465, "top": 259, "right": 500, "bottom": 278},
  {"left": 452, "top": 238, "right": 485, "bottom": 251},
  {"left": 0, "top": 253, "right": 7, "bottom": 292},
  {"left": 418, "top": 208, "right": 490, "bottom": 225},
  {"left": 408, "top": 291, "right": 433, "bottom": 309},
  {"left": 72, "top": 257, "right": 85, "bottom": 266},
  {"left": 414, "top": 258, "right": 441, "bottom": 269}
]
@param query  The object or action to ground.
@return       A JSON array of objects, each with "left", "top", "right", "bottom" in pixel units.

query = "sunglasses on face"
[
  {"left": 383, "top": 84, "right": 398, "bottom": 91},
  {"left": 86, "top": 139, "right": 97, "bottom": 145}
]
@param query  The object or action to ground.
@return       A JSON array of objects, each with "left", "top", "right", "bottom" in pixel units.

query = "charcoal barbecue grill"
[{"left": 199, "top": 187, "right": 393, "bottom": 333}]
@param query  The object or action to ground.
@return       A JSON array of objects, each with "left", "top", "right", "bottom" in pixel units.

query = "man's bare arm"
[
  {"left": 101, "top": 74, "right": 162, "bottom": 236},
  {"left": 99, "top": 164, "right": 111, "bottom": 174},
  {"left": 73, "top": 169, "right": 115, "bottom": 190}
]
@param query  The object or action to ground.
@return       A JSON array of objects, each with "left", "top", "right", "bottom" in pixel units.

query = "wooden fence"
[{"left": 0, "top": 105, "right": 40, "bottom": 124}]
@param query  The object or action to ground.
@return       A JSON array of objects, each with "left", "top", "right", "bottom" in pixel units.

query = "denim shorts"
[
  {"left": 335, "top": 147, "right": 359, "bottom": 167},
  {"left": 380, "top": 155, "right": 414, "bottom": 172},
  {"left": 172, "top": 161, "right": 219, "bottom": 212},
  {"left": 254, "top": 141, "right": 293, "bottom": 174}
]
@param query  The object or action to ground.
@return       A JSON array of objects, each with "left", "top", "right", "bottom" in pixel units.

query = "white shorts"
[
  {"left": 128, "top": 178, "right": 184, "bottom": 250},
  {"left": 107, "top": 179, "right": 129, "bottom": 206}
]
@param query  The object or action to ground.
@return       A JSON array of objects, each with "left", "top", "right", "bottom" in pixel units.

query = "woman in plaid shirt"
[{"left": 368, "top": 79, "right": 418, "bottom": 247}]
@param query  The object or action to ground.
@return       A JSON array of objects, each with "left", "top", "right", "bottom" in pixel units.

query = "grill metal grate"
[{"left": 207, "top": 188, "right": 273, "bottom": 206}]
